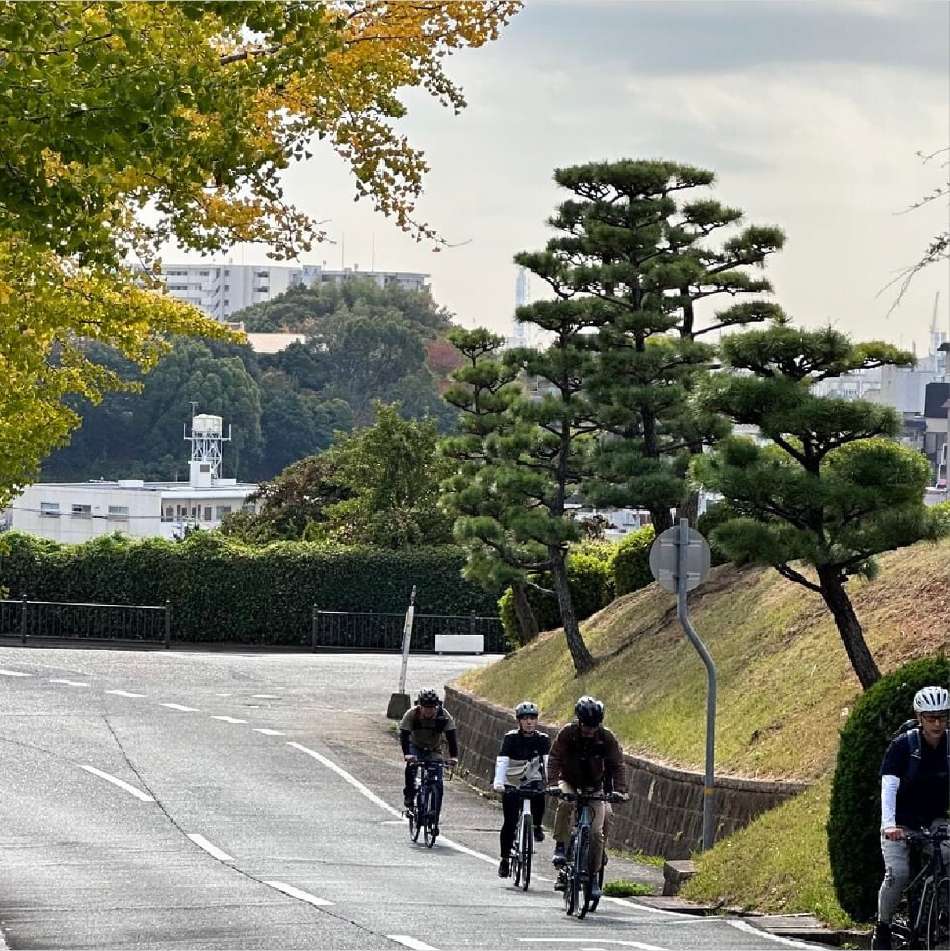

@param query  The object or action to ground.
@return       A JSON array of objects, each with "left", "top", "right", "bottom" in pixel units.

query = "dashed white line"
[
  {"left": 387, "top": 938, "right": 439, "bottom": 951},
  {"left": 50, "top": 679, "right": 89, "bottom": 687},
  {"left": 264, "top": 880, "right": 333, "bottom": 907},
  {"left": 254, "top": 729, "right": 285, "bottom": 736},
  {"left": 519, "top": 939, "right": 667, "bottom": 949},
  {"left": 252, "top": 694, "right": 279, "bottom": 699},
  {"left": 727, "top": 919, "right": 812, "bottom": 947},
  {"left": 187, "top": 834, "right": 233, "bottom": 862},
  {"left": 0, "top": 669, "right": 31, "bottom": 677},
  {"left": 161, "top": 703, "right": 199, "bottom": 712},
  {"left": 211, "top": 715, "right": 247, "bottom": 724},
  {"left": 78, "top": 765, "right": 154, "bottom": 802},
  {"left": 106, "top": 689, "right": 145, "bottom": 698}
]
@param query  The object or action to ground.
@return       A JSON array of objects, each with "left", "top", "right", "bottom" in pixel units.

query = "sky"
[{"left": 183, "top": 1, "right": 950, "bottom": 354}]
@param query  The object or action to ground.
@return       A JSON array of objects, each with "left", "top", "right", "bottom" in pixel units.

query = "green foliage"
[
  {"left": 827, "top": 655, "right": 950, "bottom": 922},
  {"left": 602, "top": 880, "right": 654, "bottom": 898},
  {"left": 697, "top": 502, "right": 739, "bottom": 567},
  {"left": 612, "top": 525, "right": 656, "bottom": 596},
  {"left": 0, "top": 532, "right": 498, "bottom": 644},
  {"left": 498, "top": 546, "right": 615, "bottom": 646},
  {"left": 930, "top": 500, "right": 950, "bottom": 535}
]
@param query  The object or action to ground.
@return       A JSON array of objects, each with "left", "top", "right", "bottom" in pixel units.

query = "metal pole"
[
  {"left": 397, "top": 585, "right": 417, "bottom": 696},
  {"left": 676, "top": 518, "right": 717, "bottom": 851},
  {"left": 20, "top": 594, "right": 27, "bottom": 646},
  {"left": 164, "top": 600, "right": 171, "bottom": 649},
  {"left": 311, "top": 605, "right": 318, "bottom": 653}
]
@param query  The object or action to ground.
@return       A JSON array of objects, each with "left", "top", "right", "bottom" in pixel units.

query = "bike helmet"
[
  {"left": 914, "top": 686, "right": 950, "bottom": 713},
  {"left": 515, "top": 701, "right": 539, "bottom": 719},
  {"left": 575, "top": 695, "right": 604, "bottom": 727},
  {"left": 417, "top": 688, "right": 440, "bottom": 707}
]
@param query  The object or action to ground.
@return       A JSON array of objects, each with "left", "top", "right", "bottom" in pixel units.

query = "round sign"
[{"left": 648, "top": 525, "right": 711, "bottom": 593}]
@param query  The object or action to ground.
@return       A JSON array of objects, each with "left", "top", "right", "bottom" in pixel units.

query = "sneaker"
[
  {"left": 872, "top": 921, "right": 892, "bottom": 951},
  {"left": 590, "top": 880, "right": 602, "bottom": 901},
  {"left": 533, "top": 826, "right": 545, "bottom": 843},
  {"left": 554, "top": 870, "right": 566, "bottom": 892},
  {"left": 431, "top": 825, "right": 439, "bottom": 837},
  {"left": 498, "top": 858, "right": 510, "bottom": 878},
  {"left": 552, "top": 843, "right": 566, "bottom": 866},
  {"left": 403, "top": 796, "right": 414, "bottom": 810}
]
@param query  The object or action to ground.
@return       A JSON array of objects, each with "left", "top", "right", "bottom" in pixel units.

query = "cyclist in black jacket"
[
  {"left": 493, "top": 700, "right": 550, "bottom": 877},
  {"left": 399, "top": 689, "right": 458, "bottom": 823}
]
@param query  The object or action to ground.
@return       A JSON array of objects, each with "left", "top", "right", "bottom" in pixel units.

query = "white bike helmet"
[
  {"left": 515, "top": 701, "right": 539, "bottom": 719},
  {"left": 913, "top": 686, "right": 950, "bottom": 713}
]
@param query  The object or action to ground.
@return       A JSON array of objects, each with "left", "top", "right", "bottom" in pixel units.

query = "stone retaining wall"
[{"left": 446, "top": 684, "right": 809, "bottom": 860}]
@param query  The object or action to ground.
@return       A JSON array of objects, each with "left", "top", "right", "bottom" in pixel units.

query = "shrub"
[
  {"left": 827, "top": 654, "right": 950, "bottom": 922},
  {"left": 697, "top": 502, "right": 737, "bottom": 567},
  {"left": 612, "top": 525, "right": 655, "bottom": 596},
  {"left": 497, "top": 545, "right": 616, "bottom": 647}
]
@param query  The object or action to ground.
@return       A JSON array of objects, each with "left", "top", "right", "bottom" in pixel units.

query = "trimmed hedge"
[
  {"left": 612, "top": 524, "right": 656, "bottom": 596},
  {"left": 0, "top": 531, "right": 499, "bottom": 645},
  {"left": 498, "top": 546, "right": 616, "bottom": 647},
  {"left": 827, "top": 655, "right": 950, "bottom": 922}
]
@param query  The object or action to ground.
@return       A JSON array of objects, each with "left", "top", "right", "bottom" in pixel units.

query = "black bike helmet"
[
  {"left": 515, "top": 700, "right": 539, "bottom": 719},
  {"left": 575, "top": 695, "right": 604, "bottom": 727},
  {"left": 417, "top": 688, "right": 440, "bottom": 707}
]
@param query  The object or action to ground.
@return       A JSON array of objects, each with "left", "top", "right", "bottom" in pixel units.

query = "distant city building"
[
  {"left": 244, "top": 332, "right": 307, "bottom": 354},
  {"left": 9, "top": 414, "right": 259, "bottom": 543},
  {"left": 151, "top": 263, "right": 430, "bottom": 321}
]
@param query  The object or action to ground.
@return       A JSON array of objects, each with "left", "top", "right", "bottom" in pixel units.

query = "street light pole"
[{"left": 938, "top": 341, "right": 950, "bottom": 494}]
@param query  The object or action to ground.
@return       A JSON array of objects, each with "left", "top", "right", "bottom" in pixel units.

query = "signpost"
[
  {"left": 649, "top": 519, "right": 717, "bottom": 851},
  {"left": 386, "top": 585, "right": 417, "bottom": 720}
]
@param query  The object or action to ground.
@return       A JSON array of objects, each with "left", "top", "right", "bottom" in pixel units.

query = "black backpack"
[{"left": 892, "top": 718, "right": 950, "bottom": 783}]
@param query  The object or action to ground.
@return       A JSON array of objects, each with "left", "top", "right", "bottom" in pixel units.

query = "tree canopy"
[{"left": 0, "top": 0, "right": 520, "bottom": 507}]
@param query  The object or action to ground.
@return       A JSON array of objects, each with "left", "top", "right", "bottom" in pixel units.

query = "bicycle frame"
[
  {"left": 407, "top": 753, "right": 444, "bottom": 848},
  {"left": 891, "top": 828, "right": 950, "bottom": 950},
  {"left": 509, "top": 786, "right": 544, "bottom": 891},
  {"left": 555, "top": 791, "right": 611, "bottom": 919}
]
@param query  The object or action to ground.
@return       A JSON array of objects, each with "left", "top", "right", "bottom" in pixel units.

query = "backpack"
[{"left": 892, "top": 718, "right": 950, "bottom": 783}]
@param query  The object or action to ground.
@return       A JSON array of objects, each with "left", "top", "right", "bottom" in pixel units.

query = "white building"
[
  {"left": 9, "top": 415, "right": 259, "bottom": 543},
  {"left": 152, "top": 263, "right": 430, "bottom": 322}
]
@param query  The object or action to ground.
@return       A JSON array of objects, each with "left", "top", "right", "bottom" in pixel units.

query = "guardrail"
[
  {"left": 0, "top": 597, "right": 170, "bottom": 647},
  {"left": 311, "top": 609, "right": 506, "bottom": 653}
]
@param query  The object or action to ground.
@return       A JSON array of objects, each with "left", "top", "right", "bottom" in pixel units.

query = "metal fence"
[
  {"left": 0, "top": 598, "right": 170, "bottom": 647},
  {"left": 311, "top": 609, "right": 507, "bottom": 653}
]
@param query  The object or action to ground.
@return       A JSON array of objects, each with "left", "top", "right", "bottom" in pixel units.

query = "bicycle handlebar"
[
  {"left": 904, "top": 828, "right": 950, "bottom": 844},
  {"left": 547, "top": 790, "right": 615, "bottom": 802}
]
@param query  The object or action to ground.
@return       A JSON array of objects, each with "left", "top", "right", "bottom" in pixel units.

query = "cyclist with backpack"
[
  {"left": 547, "top": 696, "right": 629, "bottom": 900},
  {"left": 872, "top": 685, "right": 950, "bottom": 950},
  {"left": 493, "top": 700, "right": 551, "bottom": 878},
  {"left": 399, "top": 689, "right": 459, "bottom": 831}
]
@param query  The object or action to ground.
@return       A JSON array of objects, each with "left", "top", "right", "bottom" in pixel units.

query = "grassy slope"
[{"left": 457, "top": 539, "right": 949, "bottom": 924}]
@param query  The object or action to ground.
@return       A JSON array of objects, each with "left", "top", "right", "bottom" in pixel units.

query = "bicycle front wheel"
[
  {"left": 926, "top": 876, "right": 950, "bottom": 949},
  {"left": 576, "top": 826, "right": 592, "bottom": 919},
  {"left": 423, "top": 787, "right": 438, "bottom": 848},
  {"left": 519, "top": 813, "right": 532, "bottom": 891},
  {"left": 409, "top": 789, "right": 422, "bottom": 842}
]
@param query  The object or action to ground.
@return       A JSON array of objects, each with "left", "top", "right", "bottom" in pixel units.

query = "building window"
[
  {"left": 107, "top": 505, "right": 129, "bottom": 521},
  {"left": 203, "top": 506, "right": 212, "bottom": 522},
  {"left": 71, "top": 504, "right": 92, "bottom": 519},
  {"left": 215, "top": 505, "right": 232, "bottom": 520},
  {"left": 40, "top": 502, "right": 60, "bottom": 518}
]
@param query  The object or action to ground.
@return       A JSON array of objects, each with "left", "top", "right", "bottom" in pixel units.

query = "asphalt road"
[{"left": 0, "top": 645, "right": 814, "bottom": 950}]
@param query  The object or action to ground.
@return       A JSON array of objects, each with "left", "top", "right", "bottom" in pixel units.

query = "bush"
[
  {"left": 697, "top": 502, "right": 737, "bottom": 567},
  {"left": 498, "top": 545, "right": 616, "bottom": 647},
  {"left": 0, "top": 532, "right": 499, "bottom": 646},
  {"left": 827, "top": 654, "right": 950, "bottom": 922},
  {"left": 612, "top": 525, "right": 655, "bottom": 596}
]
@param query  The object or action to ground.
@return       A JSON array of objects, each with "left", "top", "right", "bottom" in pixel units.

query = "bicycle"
[
  {"left": 406, "top": 752, "right": 453, "bottom": 848},
  {"left": 506, "top": 784, "right": 546, "bottom": 891},
  {"left": 890, "top": 827, "right": 949, "bottom": 950},
  {"left": 551, "top": 790, "right": 614, "bottom": 919}
]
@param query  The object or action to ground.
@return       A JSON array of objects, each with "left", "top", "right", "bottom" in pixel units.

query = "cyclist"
[
  {"left": 493, "top": 700, "right": 551, "bottom": 877},
  {"left": 399, "top": 688, "right": 459, "bottom": 833},
  {"left": 872, "top": 685, "right": 950, "bottom": 951},
  {"left": 547, "top": 695, "right": 628, "bottom": 900}
]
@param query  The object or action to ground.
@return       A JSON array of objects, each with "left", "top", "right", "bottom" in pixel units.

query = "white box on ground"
[{"left": 434, "top": 634, "right": 484, "bottom": 654}]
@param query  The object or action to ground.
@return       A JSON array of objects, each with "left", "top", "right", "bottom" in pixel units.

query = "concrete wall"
[{"left": 446, "top": 684, "right": 809, "bottom": 860}]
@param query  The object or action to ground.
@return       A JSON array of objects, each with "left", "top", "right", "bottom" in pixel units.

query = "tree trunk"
[
  {"left": 550, "top": 547, "right": 595, "bottom": 674},
  {"left": 650, "top": 505, "right": 673, "bottom": 535},
  {"left": 510, "top": 579, "right": 539, "bottom": 646},
  {"left": 676, "top": 489, "right": 700, "bottom": 528},
  {"left": 816, "top": 564, "right": 881, "bottom": 690}
]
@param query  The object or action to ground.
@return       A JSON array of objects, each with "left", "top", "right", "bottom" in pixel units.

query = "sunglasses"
[{"left": 920, "top": 713, "right": 949, "bottom": 723}]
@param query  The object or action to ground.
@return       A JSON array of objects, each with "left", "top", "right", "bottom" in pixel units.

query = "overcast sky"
[{"left": 201, "top": 1, "right": 950, "bottom": 354}]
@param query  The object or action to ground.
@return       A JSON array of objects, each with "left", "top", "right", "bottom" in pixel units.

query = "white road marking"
[
  {"left": 518, "top": 940, "right": 667, "bottom": 950},
  {"left": 387, "top": 938, "right": 439, "bottom": 951},
  {"left": 727, "top": 919, "right": 812, "bottom": 947},
  {"left": 0, "top": 669, "right": 31, "bottom": 677},
  {"left": 215, "top": 693, "right": 232, "bottom": 697},
  {"left": 264, "top": 880, "right": 333, "bottom": 907},
  {"left": 106, "top": 689, "right": 145, "bottom": 698},
  {"left": 161, "top": 703, "right": 199, "bottom": 712},
  {"left": 252, "top": 694, "right": 279, "bottom": 699},
  {"left": 50, "top": 679, "right": 89, "bottom": 687},
  {"left": 254, "top": 728, "right": 285, "bottom": 736},
  {"left": 187, "top": 834, "right": 233, "bottom": 862},
  {"left": 78, "top": 765, "right": 154, "bottom": 802},
  {"left": 211, "top": 715, "right": 247, "bottom": 724}
]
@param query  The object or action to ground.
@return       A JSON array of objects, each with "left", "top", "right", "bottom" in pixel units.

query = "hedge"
[
  {"left": 612, "top": 524, "right": 656, "bottom": 597},
  {"left": 0, "top": 531, "right": 499, "bottom": 646},
  {"left": 827, "top": 654, "right": 950, "bottom": 922}
]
